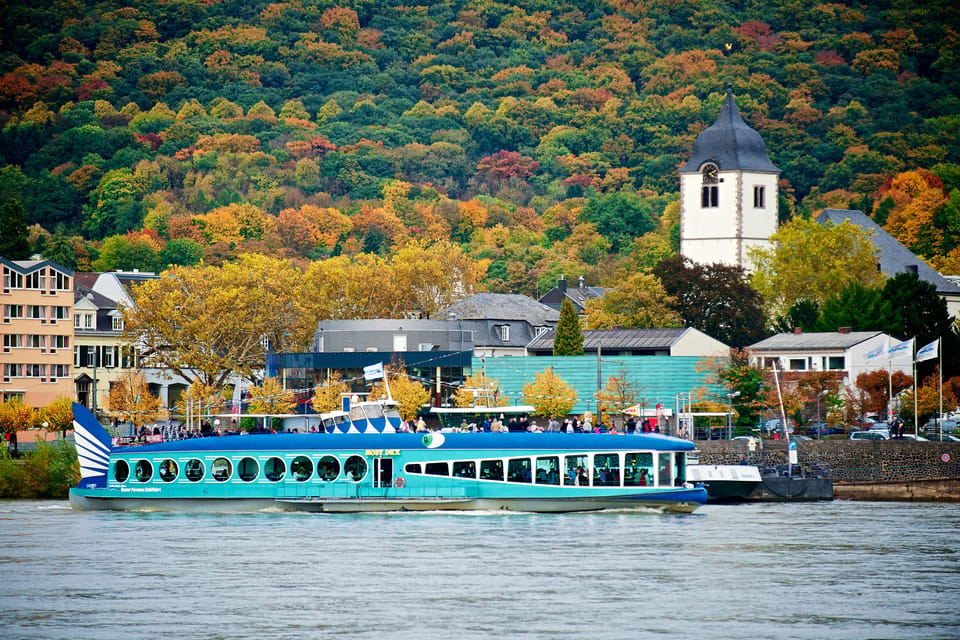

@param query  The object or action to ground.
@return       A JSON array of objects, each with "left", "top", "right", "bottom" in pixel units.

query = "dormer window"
[
  {"left": 497, "top": 324, "right": 510, "bottom": 342},
  {"left": 701, "top": 163, "right": 719, "bottom": 208}
]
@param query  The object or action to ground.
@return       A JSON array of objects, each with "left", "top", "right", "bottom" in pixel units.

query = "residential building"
[
  {"left": 73, "top": 281, "right": 134, "bottom": 416},
  {"left": 0, "top": 258, "right": 74, "bottom": 407},
  {"left": 439, "top": 292, "right": 558, "bottom": 357},
  {"left": 746, "top": 329, "right": 911, "bottom": 385},
  {"left": 525, "top": 327, "right": 730, "bottom": 358},
  {"left": 816, "top": 208, "right": 960, "bottom": 318},
  {"left": 538, "top": 276, "right": 606, "bottom": 314},
  {"left": 678, "top": 85, "right": 780, "bottom": 270}
]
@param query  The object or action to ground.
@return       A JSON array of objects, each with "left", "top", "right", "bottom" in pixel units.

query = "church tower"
[{"left": 679, "top": 85, "right": 779, "bottom": 270}]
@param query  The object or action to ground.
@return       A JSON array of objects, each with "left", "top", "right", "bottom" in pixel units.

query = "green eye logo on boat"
[{"left": 422, "top": 433, "right": 445, "bottom": 449}]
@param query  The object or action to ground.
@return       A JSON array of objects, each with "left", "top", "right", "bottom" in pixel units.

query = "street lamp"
[
  {"left": 726, "top": 391, "right": 740, "bottom": 440},
  {"left": 816, "top": 389, "right": 828, "bottom": 440}
]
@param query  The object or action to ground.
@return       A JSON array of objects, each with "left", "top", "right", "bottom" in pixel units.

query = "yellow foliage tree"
[
  {"left": 369, "top": 366, "right": 430, "bottom": 421},
  {"left": 0, "top": 397, "right": 36, "bottom": 452},
  {"left": 108, "top": 370, "right": 166, "bottom": 428},
  {"left": 522, "top": 367, "right": 577, "bottom": 417},
  {"left": 311, "top": 372, "right": 349, "bottom": 414},
  {"left": 584, "top": 272, "right": 682, "bottom": 329},
  {"left": 453, "top": 371, "right": 509, "bottom": 407},
  {"left": 595, "top": 369, "right": 645, "bottom": 417},
  {"left": 38, "top": 396, "right": 75, "bottom": 437},
  {"left": 175, "top": 380, "right": 222, "bottom": 426},
  {"left": 247, "top": 377, "right": 296, "bottom": 415}
]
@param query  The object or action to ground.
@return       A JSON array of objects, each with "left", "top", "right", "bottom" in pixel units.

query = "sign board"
[{"left": 788, "top": 440, "right": 798, "bottom": 464}]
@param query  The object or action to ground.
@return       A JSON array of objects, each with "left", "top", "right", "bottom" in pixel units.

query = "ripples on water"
[{"left": 1, "top": 500, "right": 958, "bottom": 640}]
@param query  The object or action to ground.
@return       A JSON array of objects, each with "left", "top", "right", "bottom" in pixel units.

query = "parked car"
[
  {"left": 763, "top": 418, "right": 794, "bottom": 435},
  {"left": 927, "top": 433, "right": 960, "bottom": 442},
  {"left": 850, "top": 430, "right": 887, "bottom": 440},
  {"left": 923, "top": 418, "right": 958, "bottom": 433},
  {"left": 900, "top": 433, "right": 929, "bottom": 441}
]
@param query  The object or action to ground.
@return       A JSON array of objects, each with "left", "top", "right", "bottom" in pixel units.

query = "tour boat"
[{"left": 69, "top": 402, "right": 707, "bottom": 513}]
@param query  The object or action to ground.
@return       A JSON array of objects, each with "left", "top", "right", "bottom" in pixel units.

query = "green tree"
[
  {"left": 0, "top": 200, "right": 30, "bottom": 259},
  {"left": 522, "top": 367, "right": 578, "bottom": 418},
  {"left": 882, "top": 271, "right": 960, "bottom": 377},
  {"left": 817, "top": 282, "right": 892, "bottom": 332},
  {"left": 773, "top": 299, "right": 821, "bottom": 333},
  {"left": 553, "top": 297, "right": 584, "bottom": 355},
  {"left": 582, "top": 190, "right": 656, "bottom": 252},
  {"left": 749, "top": 217, "right": 883, "bottom": 320},
  {"left": 157, "top": 238, "right": 203, "bottom": 268}
]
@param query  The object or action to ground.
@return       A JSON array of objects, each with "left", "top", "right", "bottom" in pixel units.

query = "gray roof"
[
  {"left": 748, "top": 331, "right": 882, "bottom": 351},
  {"left": 816, "top": 209, "right": 960, "bottom": 294},
  {"left": 679, "top": 86, "right": 779, "bottom": 174},
  {"left": 439, "top": 293, "right": 559, "bottom": 324},
  {"left": 527, "top": 328, "right": 688, "bottom": 351}
]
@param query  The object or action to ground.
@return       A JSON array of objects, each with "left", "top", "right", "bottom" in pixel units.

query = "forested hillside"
[{"left": 1, "top": 0, "right": 959, "bottom": 295}]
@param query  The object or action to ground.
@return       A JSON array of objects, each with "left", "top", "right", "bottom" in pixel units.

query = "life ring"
[{"left": 394, "top": 476, "right": 405, "bottom": 488}]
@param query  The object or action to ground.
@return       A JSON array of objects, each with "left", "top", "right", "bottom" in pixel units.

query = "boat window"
[
  {"left": 212, "top": 457, "right": 232, "bottom": 482},
  {"left": 593, "top": 453, "right": 620, "bottom": 487},
  {"left": 317, "top": 455, "right": 340, "bottom": 481},
  {"left": 563, "top": 455, "right": 589, "bottom": 486},
  {"left": 158, "top": 459, "right": 178, "bottom": 482},
  {"left": 363, "top": 403, "right": 384, "bottom": 420},
  {"left": 507, "top": 457, "right": 532, "bottom": 483},
  {"left": 535, "top": 456, "right": 560, "bottom": 485},
  {"left": 291, "top": 456, "right": 313, "bottom": 481},
  {"left": 264, "top": 457, "right": 286, "bottom": 482},
  {"left": 624, "top": 453, "right": 653, "bottom": 487},
  {"left": 238, "top": 457, "right": 259, "bottom": 482},
  {"left": 383, "top": 405, "right": 401, "bottom": 420},
  {"left": 349, "top": 405, "right": 366, "bottom": 424},
  {"left": 185, "top": 459, "right": 204, "bottom": 482},
  {"left": 334, "top": 414, "right": 350, "bottom": 431},
  {"left": 452, "top": 460, "right": 476, "bottom": 479},
  {"left": 425, "top": 461, "right": 449, "bottom": 476},
  {"left": 657, "top": 452, "right": 673, "bottom": 487},
  {"left": 113, "top": 459, "right": 130, "bottom": 483},
  {"left": 480, "top": 459, "right": 503, "bottom": 481},
  {"left": 134, "top": 459, "right": 153, "bottom": 483},
  {"left": 343, "top": 455, "right": 366, "bottom": 481},
  {"left": 404, "top": 462, "right": 422, "bottom": 474}
]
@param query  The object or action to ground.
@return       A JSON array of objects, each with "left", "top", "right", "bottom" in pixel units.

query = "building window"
[
  {"left": 3, "top": 270, "right": 23, "bottom": 290},
  {"left": 497, "top": 324, "right": 510, "bottom": 342},
  {"left": 753, "top": 185, "right": 765, "bottom": 208},
  {"left": 788, "top": 358, "right": 807, "bottom": 371},
  {"left": 50, "top": 364, "right": 69, "bottom": 380},
  {"left": 4, "top": 363, "right": 24, "bottom": 380},
  {"left": 535, "top": 326, "right": 549, "bottom": 338},
  {"left": 4, "top": 305, "right": 24, "bottom": 321},
  {"left": 52, "top": 306, "right": 69, "bottom": 321},
  {"left": 25, "top": 272, "right": 43, "bottom": 289},
  {"left": 54, "top": 272, "right": 70, "bottom": 290},
  {"left": 112, "top": 316, "right": 123, "bottom": 331},
  {"left": 826, "top": 356, "right": 845, "bottom": 370},
  {"left": 27, "top": 305, "right": 46, "bottom": 321},
  {"left": 51, "top": 335, "right": 69, "bottom": 351},
  {"left": 27, "top": 335, "right": 46, "bottom": 350},
  {"left": 25, "top": 363, "right": 44, "bottom": 378},
  {"left": 3, "top": 334, "right": 23, "bottom": 352},
  {"left": 102, "top": 347, "right": 115, "bottom": 368},
  {"left": 701, "top": 163, "right": 719, "bottom": 208}
]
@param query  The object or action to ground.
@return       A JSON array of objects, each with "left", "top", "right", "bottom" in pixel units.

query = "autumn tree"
[
  {"left": 247, "top": 377, "right": 296, "bottom": 415},
  {"left": 311, "top": 372, "right": 349, "bottom": 414},
  {"left": 595, "top": 368, "right": 645, "bottom": 417},
  {"left": 553, "top": 297, "right": 584, "bottom": 355},
  {"left": 368, "top": 365, "right": 430, "bottom": 421},
  {"left": 38, "top": 396, "right": 74, "bottom": 437},
  {"left": 123, "top": 255, "right": 312, "bottom": 391},
  {"left": 853, "top": 370, "right": 913, "bottom": 420},
  {"left": 453, "top": 371, "right": 508, "bottom": 407},
  {"left": 522, "top": 367, "right": 577, "bottom": 418},
  {"left": 584, "top": 272, "right": 682, "bottom": 329},
  {"left": 699, "top": 350, "right": 768, "bottom": 426},
  {"left": 654, "top": 256, "right": 767, "bottom": 348},
  {"left": 108, "top": 370, "right": 166, "bottom": 428},
  {"left": 749, "top": 217, "right": 883, "bottom": 320},
  {"left": 0, "top": 397, "right": 35, "bottom": 455},
  {"left": 175, "top": 380, "right": 223, "bottom": 427}
]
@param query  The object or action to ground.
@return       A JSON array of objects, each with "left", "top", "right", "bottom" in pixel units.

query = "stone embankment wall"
[{"left": 695, "top": 440, "right": 960, "bottom": 483}]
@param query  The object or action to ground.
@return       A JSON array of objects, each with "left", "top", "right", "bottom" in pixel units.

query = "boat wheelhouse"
[{"left": 69, "top": 403, "right": 707, "bottom": 513}]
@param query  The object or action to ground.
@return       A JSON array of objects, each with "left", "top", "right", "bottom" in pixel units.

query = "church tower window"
[
  {"left": 701, "top": 163, "right": 719, "bottom": 208},
  {"left": 754, "top": 185, "right": 765, "bottom": 208}
]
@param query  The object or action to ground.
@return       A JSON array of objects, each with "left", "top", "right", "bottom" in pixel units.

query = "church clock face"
[{"left": 702, "top": 163, "right": 719, "bottom": 184}]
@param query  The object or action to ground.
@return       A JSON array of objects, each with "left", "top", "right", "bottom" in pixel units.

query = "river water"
[{"left": 1, "top": 500, "right": 958, "bottom": 640}]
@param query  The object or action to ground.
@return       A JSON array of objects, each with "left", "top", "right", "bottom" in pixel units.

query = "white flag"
[
  {"left": 886, "top": 338, "right": 914, "bottom": 360},
  {"left": 916, "top": 339, "right": 939, "bottom": 362},
  {"left": 865, "top": 339, "right": 886, "bottom": 362},
  {"left": 363, "top": 361, "right": 385, "bottom": 380}
]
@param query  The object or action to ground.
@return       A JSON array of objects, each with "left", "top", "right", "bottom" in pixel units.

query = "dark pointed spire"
[{"left": 679, "top": 86, "right": 779, "bottom": 174}]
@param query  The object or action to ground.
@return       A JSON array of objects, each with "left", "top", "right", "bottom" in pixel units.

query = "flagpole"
[{"left": 939, "top": 340, "right": 943, "bottom": 441}]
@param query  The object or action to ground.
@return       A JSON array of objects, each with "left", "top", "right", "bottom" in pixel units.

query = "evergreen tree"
[
  {"left": 553, "top": 297, "right": 584, "bottom": 356},
  {"left": 0, "top": 200, "right": 30, "bottom": 259}
]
